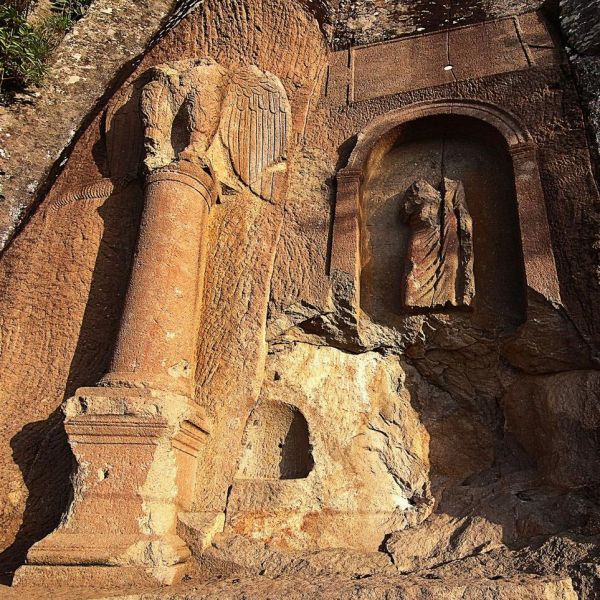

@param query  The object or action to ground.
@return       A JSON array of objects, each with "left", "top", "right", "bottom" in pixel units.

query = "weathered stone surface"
[
  {"left": 113, "top": 574, "right": 580, "bottom": 599},
  {"left": 0, "top": 573, "right": 580, "bottom": 600},
  {"left": 560, "top": 0, "right": 600, "bottom": 56},
  {"left": 177, "top": 511, "right": 225, "bottom": 556},
  {"left": 225, "top": 344, "right": 432, "bottom": 552},
  {"left": 560, "top": 0, "right": 600, "bottom": 178},
  {"left": 334, "top": 0, "right": 546, "bottom": 47},
  {"left": 0, "top": 0, "right": 177, "bottom": 250},
  {"left": 503, "top": 371, "right": 600, "bottom": 489},
  {"left": 386, "top": 514, "right": 504, "bottom": 573},
  {"left": 0, "top": 0, "right": 599, "bottom": 596},
  {"left": 199, "top": 532, "right": 395, "bottom": 579},
  {"left": 501, "top": 291, "right": 597, "bottom": 374}
]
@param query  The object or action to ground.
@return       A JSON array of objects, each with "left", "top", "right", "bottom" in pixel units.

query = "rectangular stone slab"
[{"left": 328, "top": 15, "right": 555, "bottom": 104}]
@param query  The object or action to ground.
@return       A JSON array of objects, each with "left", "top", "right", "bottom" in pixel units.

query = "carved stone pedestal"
[{"left": 14, "top": 387, "right": 209, "bottom": 587}]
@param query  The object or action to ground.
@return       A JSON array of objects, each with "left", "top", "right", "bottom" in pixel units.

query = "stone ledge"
[{"left": 1, "top": 573, "right": 579, "bottom": 600}]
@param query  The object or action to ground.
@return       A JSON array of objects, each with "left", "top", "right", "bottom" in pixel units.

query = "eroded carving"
[
  {"left": 100, "top": 59, "right": 291, "bottom": 391},
  {"left": 22, "top": 58, "right": 292, "bottom": 588},
  {"left": 402, "top": 178, "right": 474, "bottom": 309},
  {"left": 49, "top": 59, "right": 291, "bottom": 209},
  {"left": 140, "top": 59, "right": 290, "bottom": 203}
]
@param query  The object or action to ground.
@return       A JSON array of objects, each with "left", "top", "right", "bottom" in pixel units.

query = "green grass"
[
  {"left": 0, "top": 6, "right": 48, "bottom": 95},
  {"left": 0, "top": 0, "right": 93, "bottom": 100}
]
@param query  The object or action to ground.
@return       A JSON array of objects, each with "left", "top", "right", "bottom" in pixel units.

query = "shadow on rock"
[{"left": 0, "top": 409, "right": 74, "bottom": 585}]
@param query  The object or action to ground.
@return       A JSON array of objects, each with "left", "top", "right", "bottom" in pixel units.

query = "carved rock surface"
[
  {"left": 0, "top": 573, "right": 579, "bottom": 600},
  {"left": 225, "top": 343, "right": 432, "bottom": 551},
  {"left": 401, "top": 178, "right": 474, "bottom": 309},
  {"left": 503, "top": 371, "right": 600, "bottom": 488},
  {"left": 0, "top": 0, "right": 600, "bottom": 595},
  {"left": 386, "top": 514, "right": 504, "bottom": 573}
]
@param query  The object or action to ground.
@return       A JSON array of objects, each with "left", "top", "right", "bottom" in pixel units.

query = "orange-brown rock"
[
  {"left": 503, "top": 370, "right": 600, "bottom": 489},
  {"left": 0, "top": 0, "right": 599, "bottom": 597}
]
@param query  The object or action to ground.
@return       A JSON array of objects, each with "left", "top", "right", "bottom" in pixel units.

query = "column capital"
[{"left": 145, "top": 160, "right": 219, "bottom": 210}]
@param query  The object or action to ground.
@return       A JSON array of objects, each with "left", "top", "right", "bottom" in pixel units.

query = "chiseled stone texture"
[
  {"left": 0, "top": 573, "right": 580, "bottom": 600},
  {"left": 0, "top": 0, "right": 329, "bottom": 579},
  {"left": 560, "top": 0, "right": 600, "bottom": 174},
  {"left": 0, "top": 0, "right": 599, "bottom": 595},
  {"left": 334, "top": 0, "right": 546, "bottom": 47},
  {"left": 226, "top": 344, "right": 431, "bottom": 551}
]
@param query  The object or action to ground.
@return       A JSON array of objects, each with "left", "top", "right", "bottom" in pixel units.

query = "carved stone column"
[
  {"left": 102, "top": 161, "right": 216, "bottom": 396},
  {"left": 14, "top": 57, "right": 291, "bottom": 588},
  {"left": 14, "top": 161, "right": 214, "bottom": 588}
]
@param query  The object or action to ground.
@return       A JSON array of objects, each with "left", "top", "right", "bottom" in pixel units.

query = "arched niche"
[
  {"left": 330, "top": 99, "right": 561, "bottom": 328},
  {"left": 237, "top": 401, "right": 314, "bottom": 480}
]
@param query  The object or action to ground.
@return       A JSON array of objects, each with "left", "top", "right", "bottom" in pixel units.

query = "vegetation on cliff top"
[{"left": 0, "top": 0, "right": 92, "bottom": 101}]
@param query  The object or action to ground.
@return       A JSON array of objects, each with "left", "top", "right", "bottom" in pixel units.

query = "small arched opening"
[{"left": 237, "top": 401, "right": 314, "bottom": 480}]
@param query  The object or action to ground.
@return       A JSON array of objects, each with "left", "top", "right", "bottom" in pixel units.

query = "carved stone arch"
[
  {"left": 331, "top": 99, "right": 561, "bottom": 318},
  {"left": 346, "top": 99, "right": 532, "bottom": 170}
]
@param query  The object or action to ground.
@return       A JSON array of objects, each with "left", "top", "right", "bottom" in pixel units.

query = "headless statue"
[{"left": 402, "top": 178, "right": 474, "bottom": 309}]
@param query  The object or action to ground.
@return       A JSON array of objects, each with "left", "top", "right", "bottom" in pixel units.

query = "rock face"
[
  {"left": 386, "top": 514, "right": 504, "bottom": 573},
  {"left": 334, "top": 0, "right": 547, "bottom": 47},
  {"left": 0, "top": 572, "right": 582, "bottom": 600},
  {"left": 503, "top": 371, "right": 600, "bottom": 489},
  {"left": 560, "top": 0, "right": 600, "bottom": 174},
  {"left": 0, "top": 0, "right": 178, "bottom": 250},
  {"left": 0, "top": 0, "right": 599, "bottom": 598},
  {"left": 116, "top": 574, "right": 581, "bottom": 600},
  {"left": 227, "top": 344, "right": 431, "bottom": 552}
]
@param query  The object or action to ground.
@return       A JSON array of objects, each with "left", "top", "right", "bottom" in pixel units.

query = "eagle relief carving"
[
  {"left": 401, "top": 178, "right": 474, "bottom": 309},
  {"left": 139, "top": 59, "right": 291, "bottom": 203},
  {"left": 49, "top": 58, "right": 291, "bottom": 208}
]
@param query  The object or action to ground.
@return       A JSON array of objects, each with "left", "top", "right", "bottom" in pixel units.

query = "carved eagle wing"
[{"left": 219, "top": 66, "right": 291, "bottom": 202}]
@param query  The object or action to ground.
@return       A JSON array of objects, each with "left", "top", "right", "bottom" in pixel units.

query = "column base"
[
  {"left": 12, "top": 386, "right": 209, "bottom": 588},
  {"left": 14, "top": 563, "right": 187, "bottom": 588}
]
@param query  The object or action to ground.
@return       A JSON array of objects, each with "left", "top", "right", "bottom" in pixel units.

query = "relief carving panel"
[
  {"left": 139, "top": 60, "right": 290, "bottom": 202},
  {"left": 13, "top": 57, "right": 293, "bottom": 588},
  {"left": 51, "top": 59, "right": 291, "bottom": 209}
]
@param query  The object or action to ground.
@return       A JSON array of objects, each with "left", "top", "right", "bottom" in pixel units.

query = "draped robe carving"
[{"left": 401, "top": 178, "right": 474, "bottom": 309}]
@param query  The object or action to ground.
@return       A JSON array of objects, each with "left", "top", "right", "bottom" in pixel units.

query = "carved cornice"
[
  {"left": 173, "top": 419, "right": 209, "bottom": 457},
  {"left": 66, "top": 413, "right": 209, "bottom": 455},
  {"left": 65, "top": 415, "right": 169, "bottom": 445}
]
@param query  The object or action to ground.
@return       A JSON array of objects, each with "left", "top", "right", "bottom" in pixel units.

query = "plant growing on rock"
[
  {"left": 0, "top": 6, "right": 48, "bottom": 97},
  {"left": 0, "top": 0, "right": 90, "bottom": 100},
  {"left": 51, "top": 0, "right": 92, "bottom": 22}
]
